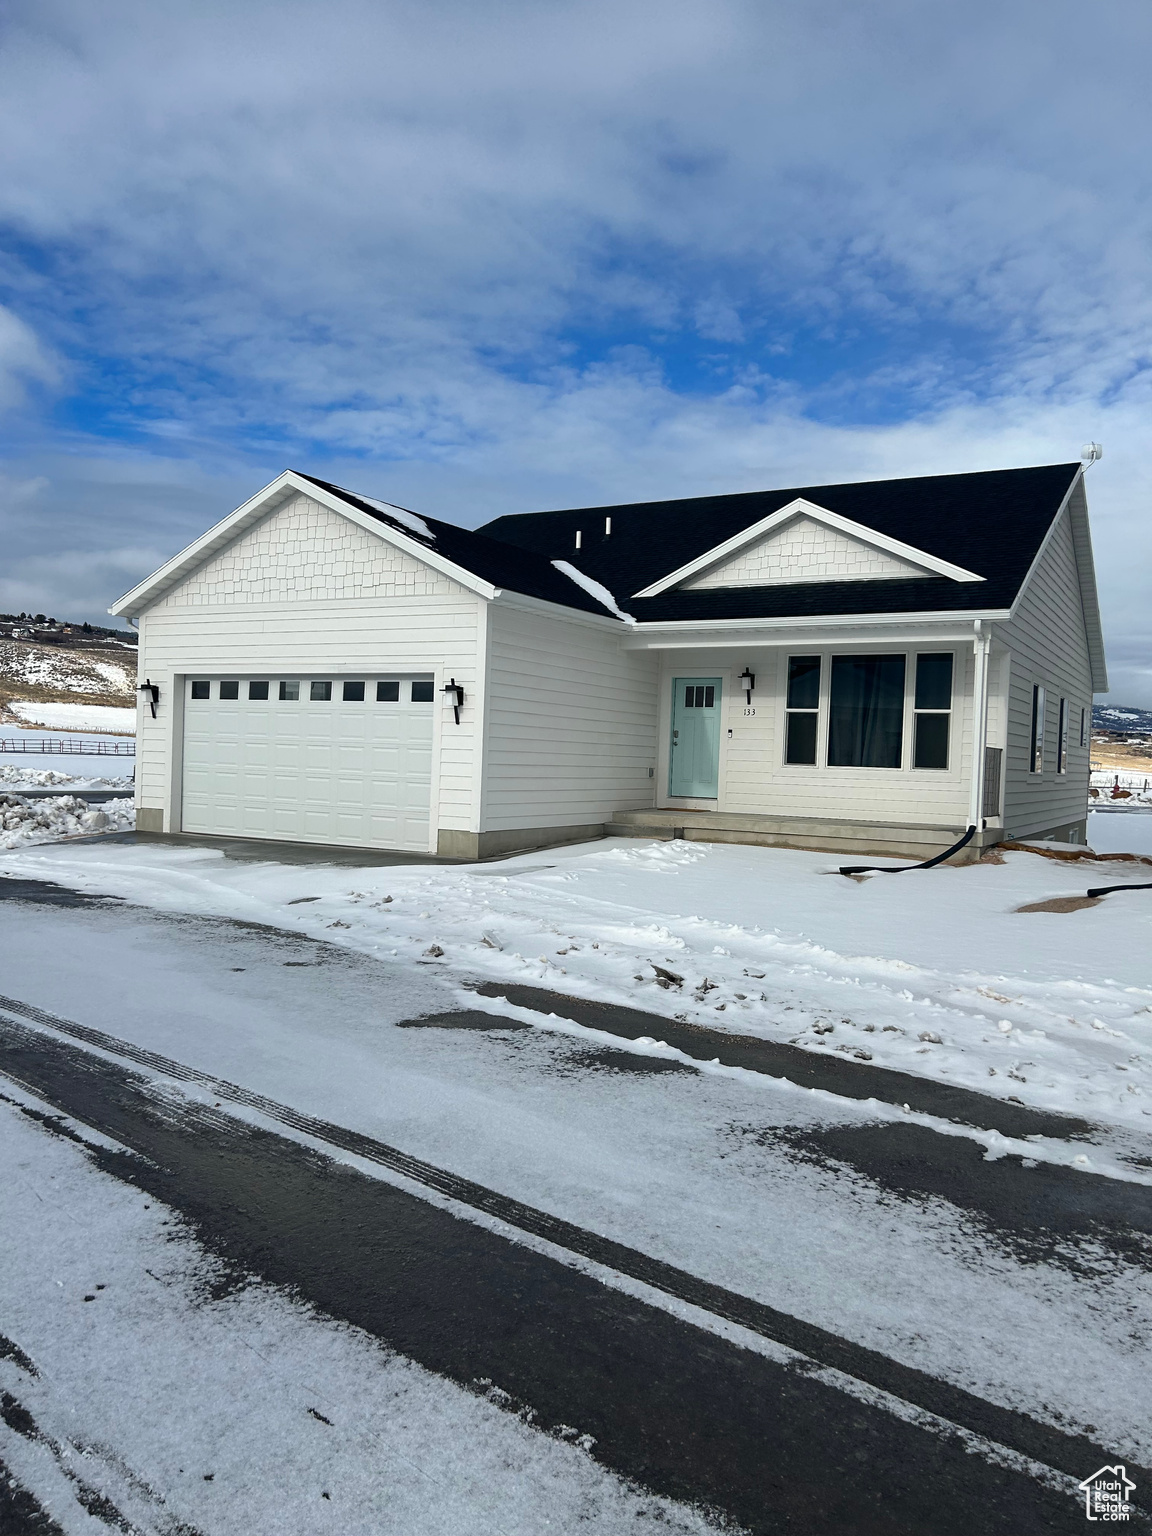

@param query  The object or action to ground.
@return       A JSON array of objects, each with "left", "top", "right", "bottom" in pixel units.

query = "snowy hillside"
[
  {"left": 1094, "top": 704, "right": 1152, "bottom": 734},
  {"left": 0, "top": 638, "right": 136, "bottom": 725}
]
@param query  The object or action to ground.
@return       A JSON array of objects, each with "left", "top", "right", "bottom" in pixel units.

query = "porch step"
[{"left": 608, "top": 808, "right": 987, "bottom": 861}]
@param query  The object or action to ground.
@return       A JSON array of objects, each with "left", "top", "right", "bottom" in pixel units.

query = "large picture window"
[
  {"left": 828, "top": 655, "right": 905, "bottom": 768},
  {"left": 913, "top": 653, "right": 952, "bottom": 770},
  {"left": 785, "top": 655, "right": 820, "bottom": 764}
]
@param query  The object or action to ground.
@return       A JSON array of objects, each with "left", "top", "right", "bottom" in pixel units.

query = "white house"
[{"left": 111, "top": 462, "right": 1107, "bottom": 861}]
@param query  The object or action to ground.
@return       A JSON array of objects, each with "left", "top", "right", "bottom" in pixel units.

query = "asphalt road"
[{"left": 0, "top": 875, "right": 1148, "bottom": 1534}]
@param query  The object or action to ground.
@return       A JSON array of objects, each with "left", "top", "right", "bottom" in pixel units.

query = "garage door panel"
[{"left": 182, "top": 675, "right": 434, "bottom": 851}]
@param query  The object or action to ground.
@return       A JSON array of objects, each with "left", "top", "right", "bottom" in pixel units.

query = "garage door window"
[
  {"left": 310, "top": 681, "right": 332, "bottom": 702},
  {"left": 279, "top": 680, "right": 299, "bottom": 701},
  {"left": 377, "top": 680, "right": 400, "bottom": 701},
  {"left": 190, "top": 680, "right": 210, "bottom": 700},
  {"left": 219, "top": 680, "right": 239, "bottom": 700},
  {"left": 411, "top": 681, "right": 434, "bottom": 703},
  {"left": 343, "top": 681, "right": 365, "bottom": 702},
  {"left": 249, "top": 681, "right": 269, "bottom": 700}
]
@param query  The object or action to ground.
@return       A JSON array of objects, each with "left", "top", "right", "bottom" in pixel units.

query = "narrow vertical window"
[
  {"left": 1079, "top": 706, "right": 1087, "bottom": 748},
  {"left": 913, "top": 653, "right": 952, "bottom": 770},
  {"left": 785, "top": 655, "right": 820, "bottom": 765},
  {"left": 1030, "top": 684, "right": 1046, "bottom": 773},
  {"left": 828, "top": 655, "right": 905, "bottom": 768},
  {"left": 1057, "top": 697, "right": 1069, "bottom": 773}
]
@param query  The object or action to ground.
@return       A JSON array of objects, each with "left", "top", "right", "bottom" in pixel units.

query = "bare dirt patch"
[{"left": 1015, "top": 895, "right": 1103, "bottom": 914}]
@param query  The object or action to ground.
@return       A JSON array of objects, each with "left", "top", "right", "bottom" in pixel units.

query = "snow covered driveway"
[
  {"left": 0, "top": 874, "right": 1150, "bottom": 1530},
  {"left": 1, "top": 835, "right": 1150, "bottom": 1530}
]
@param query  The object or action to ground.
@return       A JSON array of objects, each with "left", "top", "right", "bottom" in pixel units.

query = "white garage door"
[{"left": 181, "top": 674, "right": 435, "bottom": 851}]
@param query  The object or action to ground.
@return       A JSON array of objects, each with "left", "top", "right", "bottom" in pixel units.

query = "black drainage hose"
[
  {"left": 1086, "top": 881, "right": 1152, "bottom": 899},
  {"left": 839, "top": 824, "right": 977, "bottom": 878}
]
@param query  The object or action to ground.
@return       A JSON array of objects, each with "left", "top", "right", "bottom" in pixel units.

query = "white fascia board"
[
  {"left": 490, "top": 586, "right": 628, "bottom": 632},
  {"left": 109, "top": 470, "right": 496, "bottom": 616},
  {"left": 109, "top": 471, "right": 300, "bottom": 615},
  {"left": 622, "top": 606, "right": 1010, "bottom": 643},
  {"left": 631, "top": 497, "right": 986, "bottom": 598},
  {"left": 1004, "top": 469, "right": 1107, "bottom": 691}
]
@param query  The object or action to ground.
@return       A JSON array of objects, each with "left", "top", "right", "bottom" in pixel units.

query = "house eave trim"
[
  {"left": 109, "top": 469, "right": 498, "bottom": 615},
  {"left": 631, "top": 497, "right": 988, "bottom": 598},
  {"left": 631, "top": 607, "right": 1012, "bottom": 635}
]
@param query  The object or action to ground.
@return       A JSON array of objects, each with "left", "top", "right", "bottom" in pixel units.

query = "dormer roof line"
[{"left": 631, "top": 498, "right": 986, "bottom": 598}]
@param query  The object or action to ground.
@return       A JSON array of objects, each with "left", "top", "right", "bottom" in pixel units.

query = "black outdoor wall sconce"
[
  {"left": 442, "top": 678, "right": 465, "bottom": 724},
  {"left": 138, "top": 679, "right": 160, "bottom": 718},
  {"left": 738, "top": 668, "right": 755, "bottom": 705}
]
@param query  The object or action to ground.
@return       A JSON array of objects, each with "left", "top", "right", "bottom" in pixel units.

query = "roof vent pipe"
[
  {"left": 575, "top": 530, "right": 582, "bottom": 549},
  {"left": 604, "top": 516, "right": 611, "bottom": 536}
]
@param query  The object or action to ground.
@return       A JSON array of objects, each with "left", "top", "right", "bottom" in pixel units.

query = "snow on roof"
[
  {"left": 551, "top": 560, "right": 635, "bottom": 623},
  {"left": 355, "top": 496, "right": 435, "bottom": 542}
]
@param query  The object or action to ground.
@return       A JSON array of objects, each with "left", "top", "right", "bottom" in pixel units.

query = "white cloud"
[
  {"left": 0, "top": 307, "right": 58, "bottom": 409},
  {"left": 0, "top": 0, "right": 1148, "bottom": 693}
]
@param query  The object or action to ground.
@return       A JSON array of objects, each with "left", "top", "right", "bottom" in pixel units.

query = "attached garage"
[{"left": 181, "top": 674, "right": 434, "bottom": 852}]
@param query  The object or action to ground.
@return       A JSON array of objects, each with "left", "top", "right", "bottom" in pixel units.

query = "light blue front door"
[{"left": 669, "top": 677, "right": 722, "bottom": 798}]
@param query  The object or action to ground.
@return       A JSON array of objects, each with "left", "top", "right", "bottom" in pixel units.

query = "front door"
[{"left": 669, "top": 677, "right": 722, "bottom": 798}]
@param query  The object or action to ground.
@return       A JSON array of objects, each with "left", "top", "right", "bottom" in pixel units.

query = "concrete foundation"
[
  {"left": 437, "top": 822, "right": 607, "bottom": 860},
  {"left": 136, "top": 807, "right": 164, "bottom": 833},
  {"left": 608, "top": 809, "right": 995, "bottom": 862}
]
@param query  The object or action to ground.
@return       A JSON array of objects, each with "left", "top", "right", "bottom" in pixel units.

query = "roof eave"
[
  {"left": 631, "top": 497, "right": 988, "bottom": 598},
  {"left": 109, "top": 470, "right": 498, "bottom": 616}
]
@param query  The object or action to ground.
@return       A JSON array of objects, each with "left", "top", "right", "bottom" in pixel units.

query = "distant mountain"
[{"left": 1094, "top": 704, "right": 1152, "bottom": 735}]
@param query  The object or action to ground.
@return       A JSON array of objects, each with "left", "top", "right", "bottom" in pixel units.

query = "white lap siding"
[
  {"left": 996, "top": 498, "right": 1094, "bottom": 839},
  {"left": 481, "top": 601, "right": 658, "bottom": 833},
  {"left": 655, "top": 645, "right": 974, "bottom": 828},
  {"left": 134, "top": 494, "right": 484, "bottom": 845}
]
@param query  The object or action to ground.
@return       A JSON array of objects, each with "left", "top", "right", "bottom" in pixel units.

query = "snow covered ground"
[
  {"left": 0, "top": 725, "right": 136, "bottom": 785},
  {"left": 7, "top": 701, "right": 137, "bottom": 733},
  {"left": 1, "top": 884, "right": 1149, "bottom": 1477},
  {"left": 0, "top": 1088, "right": 720, "bottom": 1536},
  {"left": 1088, "top": 809, "right": 1152, "bottom": 856},
  {"left": 4, "top": 831, "right": 1151, "bottom": 1147},
  {"left": 0, "top": 794, "right": 135, "bottom": 849},
  {"left": 0, "top": 638, "right": 135, "bottom": 698}
]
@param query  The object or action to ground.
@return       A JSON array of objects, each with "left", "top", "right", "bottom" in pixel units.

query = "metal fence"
[{"left": 0, "top": 736, "right": 135, "bottom": 756}]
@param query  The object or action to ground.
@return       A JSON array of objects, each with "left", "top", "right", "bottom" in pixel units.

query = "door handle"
[{"left": 673, "top": 730, "right": 679, "bottom": 740}]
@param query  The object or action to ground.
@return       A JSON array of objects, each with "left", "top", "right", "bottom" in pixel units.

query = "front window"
[
  {"left": 1030, "top": 685, "right": 1045, "bottom": 773},
  {"left": 828, "top": 655, "right": 905, "bottom": 768},
  {"left": 784, "top": 656, "right": 820, "bottom": 765},
  {"left": 913, "top": 653, "right": 952, "bottom": 770}
]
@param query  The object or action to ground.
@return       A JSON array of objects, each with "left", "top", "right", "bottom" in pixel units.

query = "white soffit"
[{"left": 632, "top": 498, "right": 986, "bottom": 598}]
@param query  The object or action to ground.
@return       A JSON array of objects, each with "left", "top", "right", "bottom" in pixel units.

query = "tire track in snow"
[{"left": 0, "top": 996, "right": 1144, "bottom": 1518}]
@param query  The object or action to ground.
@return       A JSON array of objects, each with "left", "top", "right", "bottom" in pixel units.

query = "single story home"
[{"left": 111, "top": 461, "right": 1107, "bottom": 861}]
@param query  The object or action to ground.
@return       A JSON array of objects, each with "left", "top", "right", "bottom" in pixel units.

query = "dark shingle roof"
[
  {"left": 477, "top": 463, "right": 1082, "bottom": 621},
  {"left": 296, "top": 474, "right": 613, "bottom": 619}
]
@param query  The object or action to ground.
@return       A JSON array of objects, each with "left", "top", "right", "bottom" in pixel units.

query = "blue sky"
[{"left": 0, "top": 0, "right": 1150, "bottom": 700}]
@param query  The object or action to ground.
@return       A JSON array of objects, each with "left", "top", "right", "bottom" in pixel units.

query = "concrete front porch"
[{"left": 608, "top": 808, "right": 993, "bottom": 862}]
